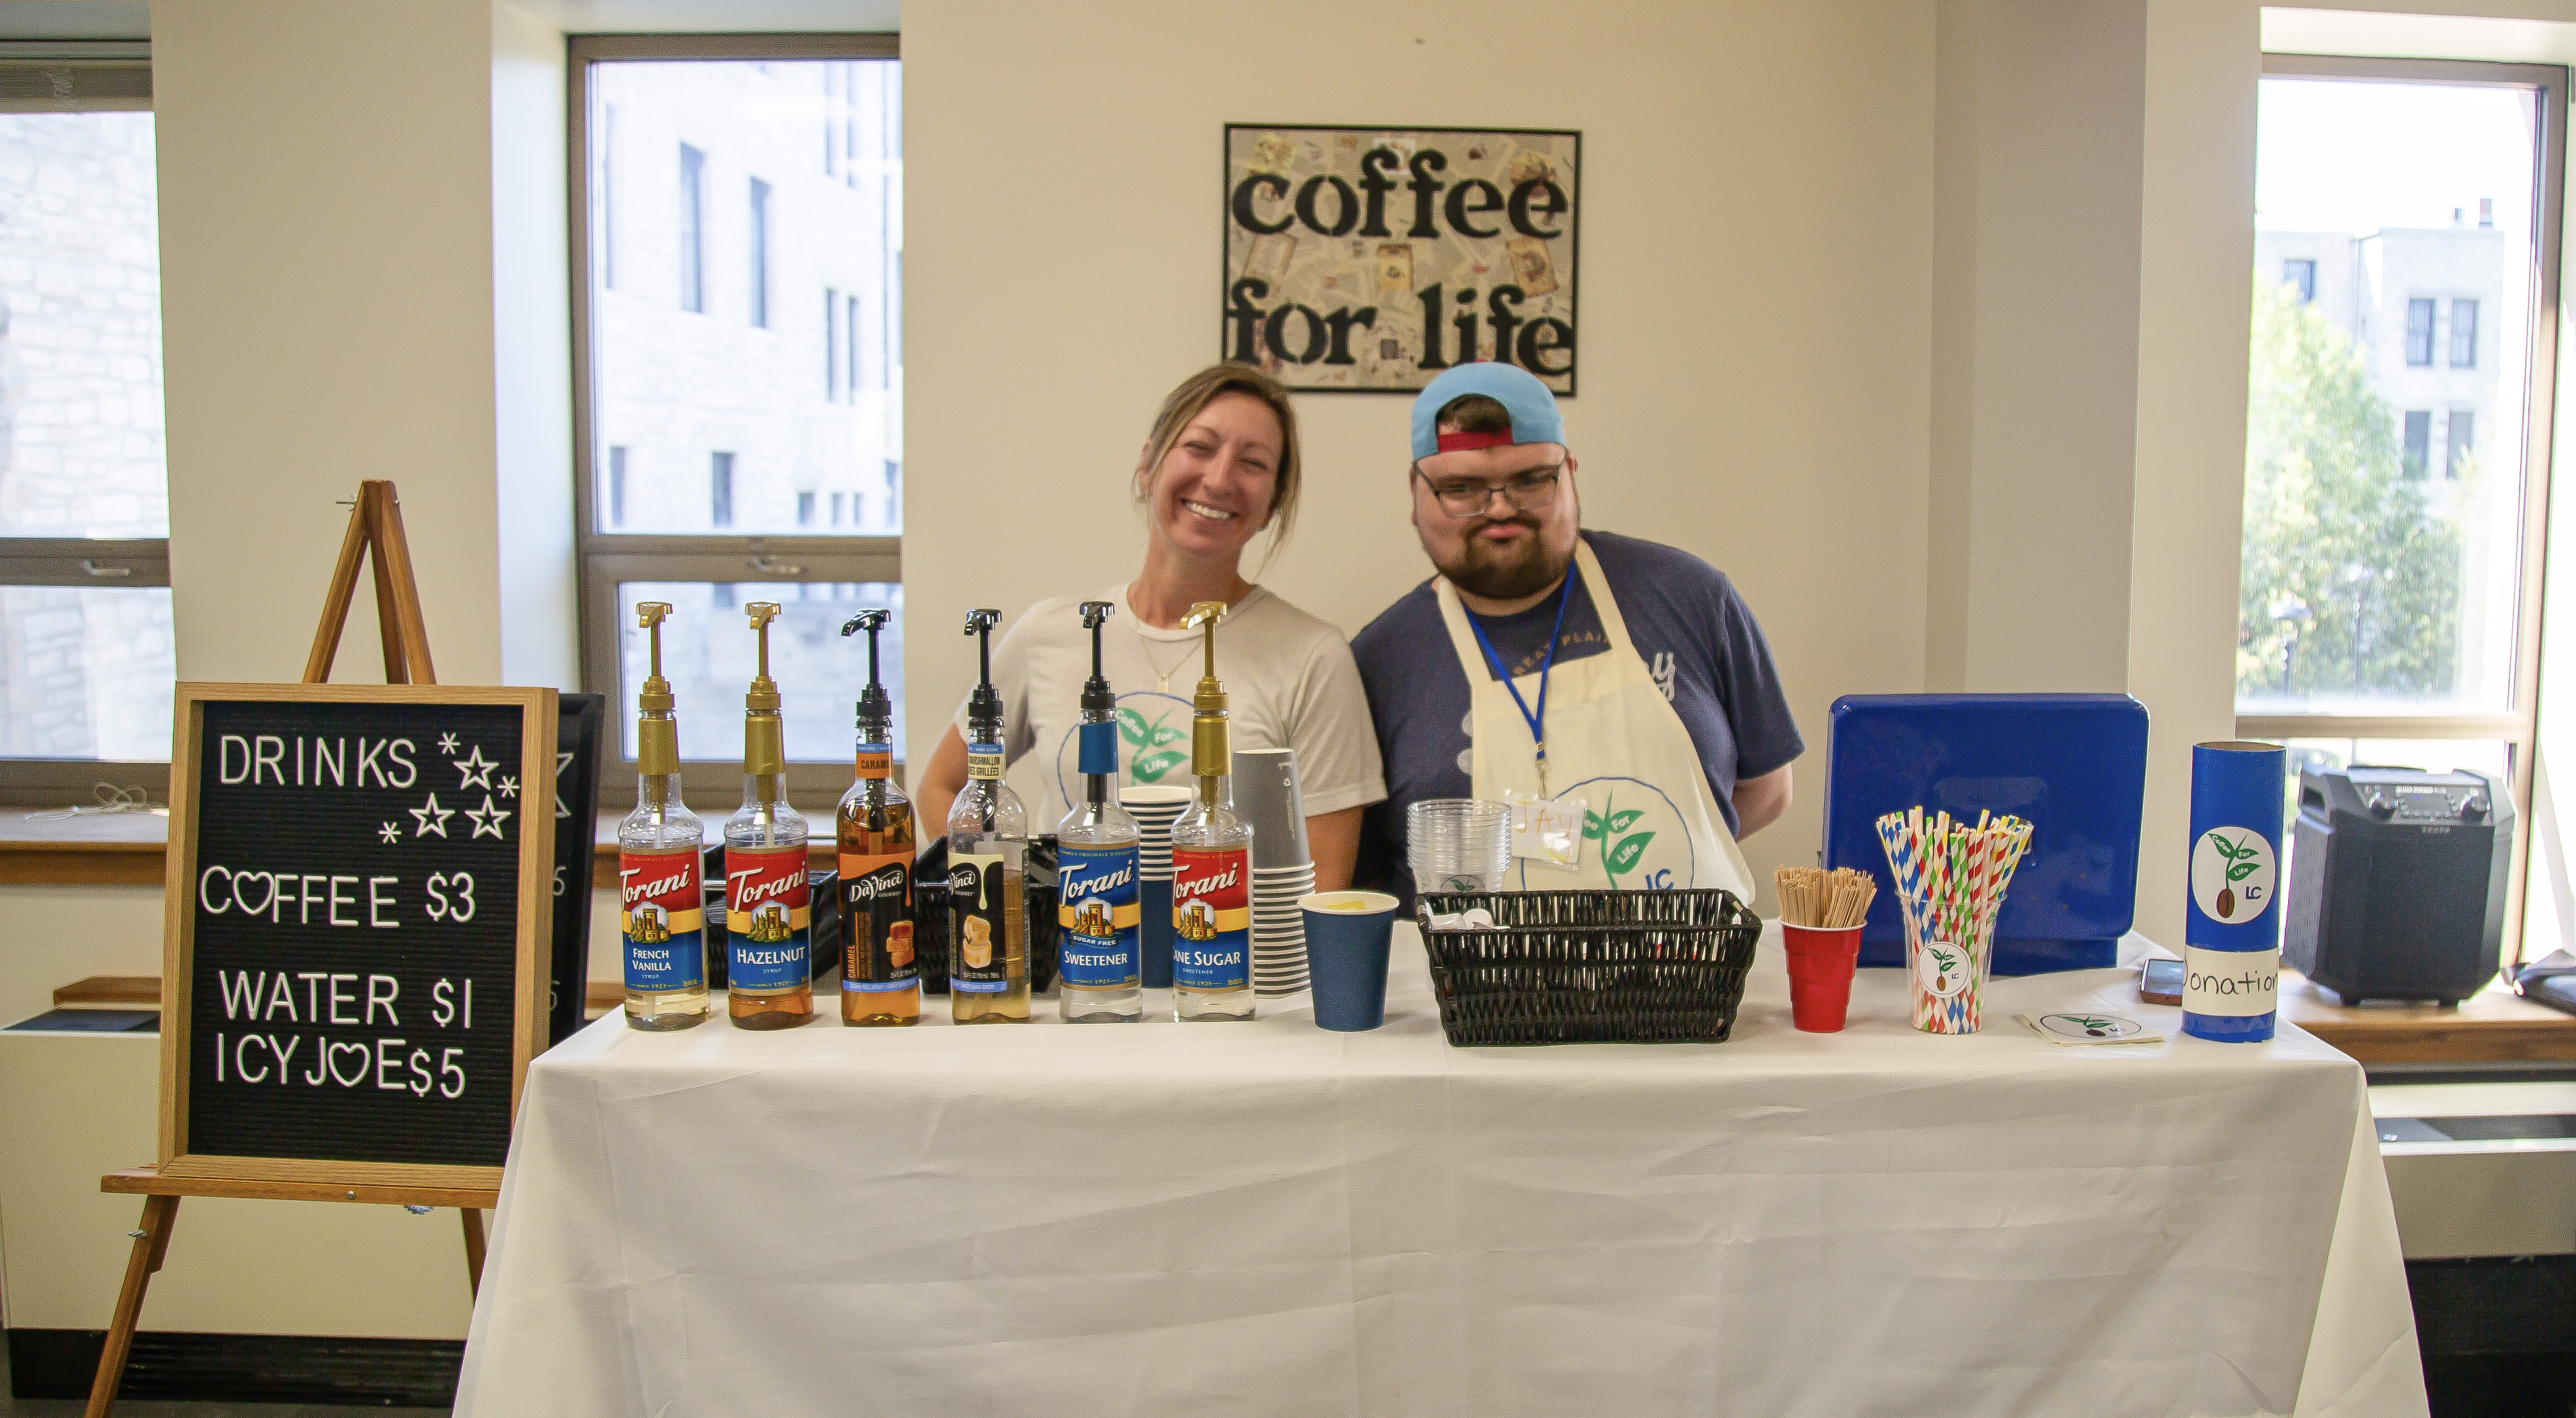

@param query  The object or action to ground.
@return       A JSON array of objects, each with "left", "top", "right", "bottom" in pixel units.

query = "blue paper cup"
[
  {"left": 1141, "top": 877, "right": 1175, "bottom": 990},
  {"left": 1300, "top": 890, "right": 1398, "bottom": 1030}
]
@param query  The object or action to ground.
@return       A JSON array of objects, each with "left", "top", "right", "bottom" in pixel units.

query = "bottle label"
[
  {"left": 1057, "top": 842, "right": 1140, "bottom": 990},
  {"left": 855, "top": 741, "right": 893, "bottom": 781},
  {"left": 1171, "top": 846, "right": 1249, "bottom": 991},
  {"left": 949, "top": 849, "right": 1016, "bottom": 993},
  {"left": 1078, "top": 720, "right": 1118, "bottom": 776},
  {"left": 967, "top": 741, "right": 1004, "bottom": 781},
  {"left": 726, "top": 845, "right": 811, "bottom": 991},
  {"left": 619, "top": 848, "right": 704, "bottom": 993},
  {"left": 840, "top": 849, "right": 917, "bottom": 992},
  {"left": 2183, "top": 945, "right": 2279, "bottom": 1018}
]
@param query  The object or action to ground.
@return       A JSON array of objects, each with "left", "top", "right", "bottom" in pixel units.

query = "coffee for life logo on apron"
[{"left": 1433, "top": 538, "right": 1754, "bottom": 899}]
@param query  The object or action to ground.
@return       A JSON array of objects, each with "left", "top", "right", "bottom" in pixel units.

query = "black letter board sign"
[
  {"left": 548, "top": 693, "right": 605, "bottom": 1048},
  {"left": 158, "top": 683, "right": 555, "bottom": 1190}
]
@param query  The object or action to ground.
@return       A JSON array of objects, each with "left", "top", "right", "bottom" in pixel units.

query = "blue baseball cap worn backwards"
[{"left": 1409, "top": 362, "right": 1565, "bottom": 462}]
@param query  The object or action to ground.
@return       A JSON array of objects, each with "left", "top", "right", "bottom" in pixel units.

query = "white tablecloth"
[{"left": 456, "top": 927, "right": 2425, "bottom": 1418}]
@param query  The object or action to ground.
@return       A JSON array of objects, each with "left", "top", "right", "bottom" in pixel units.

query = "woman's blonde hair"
[{"left": 1134, "top": 362, "right": 1302, "bottom": 549}]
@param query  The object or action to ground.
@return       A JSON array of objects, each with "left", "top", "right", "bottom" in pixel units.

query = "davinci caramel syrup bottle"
[
  {"left": 1169, "top": 601, "right": 1255, "bottom": 1022},
  {"left": 723, "top": 602, "right": 814, "bottom": 1029},
  {"left": 619, "top": 602, "right": 709, "bottom": 1030},
  {"left": 836, "top": 608, "right": 918, "bottom": 1025},
  {"left": 947, "top": 608, "right": 1030, "bottom": 1023}
]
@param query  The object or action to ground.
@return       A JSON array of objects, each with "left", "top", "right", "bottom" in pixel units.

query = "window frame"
[
  {"left": 2405, "top": 295, "right": 2437, "bottom": 366},
  {"left": 2242, "top": 53, "right": 2568, "bottom": 966},
  {"left": 0, "top": 42, "right": 170, "bottom": 805},
  {"left": 569, "top": 32, "right": 903, "bottom": 808}
]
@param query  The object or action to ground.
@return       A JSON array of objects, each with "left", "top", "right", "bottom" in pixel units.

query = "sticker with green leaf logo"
[
  {"left": 1915, "top": 937, "right": 1971, "bottom": 999},
  {"left": 2188, "top": 825, "right": 2277, "bottom": 923}
]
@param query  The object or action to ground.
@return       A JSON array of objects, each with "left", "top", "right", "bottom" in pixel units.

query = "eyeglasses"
[{"left": 1414, "top": 462, "right": 1565, "bottom": 518}]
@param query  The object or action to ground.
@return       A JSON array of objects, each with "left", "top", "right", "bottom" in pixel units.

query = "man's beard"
[{"left": 1436, "top": 516, "right": 1573, "bottom": 601}]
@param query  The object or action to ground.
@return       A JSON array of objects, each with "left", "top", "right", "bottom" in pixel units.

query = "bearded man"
[{"left": 1350, "top": 362, "right": 1802, "bottom": 904}]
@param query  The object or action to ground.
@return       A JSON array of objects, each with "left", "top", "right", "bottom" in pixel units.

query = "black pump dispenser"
[
  {"left": 964, "top": 608, "right": 1003, "bottom": 739},
  {"left": 841, "top": 608, "right": 894, "bottom": 736}
]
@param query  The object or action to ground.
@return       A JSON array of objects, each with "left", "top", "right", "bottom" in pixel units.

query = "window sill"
[
  {"left": 2281, "top": 969, "right": 2576, "bottom": 1065},
  {"left": 0, "top": 808, "right": 839, "bottom": 888}
]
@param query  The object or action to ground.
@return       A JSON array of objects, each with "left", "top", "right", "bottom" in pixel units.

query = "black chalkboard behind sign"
[{"left": 160, "top": 684, "right": 554, "bottom": 1187}]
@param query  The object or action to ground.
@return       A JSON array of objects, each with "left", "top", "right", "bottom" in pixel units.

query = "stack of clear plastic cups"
[
  {"left": 1120, "top": 785, "right": 1193, "bottom": 989},
  {"left": 1406, "top": 798, "right": 1514, "bottom": 896}
]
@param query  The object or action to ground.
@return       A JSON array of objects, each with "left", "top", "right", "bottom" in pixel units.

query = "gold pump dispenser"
[
  {"left": 636, "top": 601, "right": 680, "bottom": 807},
  {"left": 742, "top": 602, "right": 785, "bottom": 801},
  {"left": 1184, "top": 600, "right": 1230, "bottom": 799}
]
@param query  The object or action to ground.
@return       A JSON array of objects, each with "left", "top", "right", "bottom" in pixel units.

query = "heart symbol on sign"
[{"left": 326, "top": 1040, "right": 370, "bottom": 1087}]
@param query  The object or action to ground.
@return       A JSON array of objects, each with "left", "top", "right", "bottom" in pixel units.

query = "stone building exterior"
[{"left": 0, "top": 111, "right": 172, "bottom": 760}]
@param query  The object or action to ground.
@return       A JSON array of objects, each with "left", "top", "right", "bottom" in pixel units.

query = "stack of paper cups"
[
  {"left": 1237, "top": 748, "right": 1315, "bottom": 995},
  {"left": 1120, "top": 785, "right": 1192, "bottom": 990},
  {"left": 2183, "top": 741, "right": 2287, "bottom": 1042}
]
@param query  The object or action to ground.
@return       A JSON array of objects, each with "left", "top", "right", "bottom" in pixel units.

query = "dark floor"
[{"left": 0, "top": 1342, "right": 446, "bottom": 1417}]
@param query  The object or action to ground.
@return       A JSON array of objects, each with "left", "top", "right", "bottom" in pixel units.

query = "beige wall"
[{"left": 904, "top": 0, "right": 1939, "bottom": 903}]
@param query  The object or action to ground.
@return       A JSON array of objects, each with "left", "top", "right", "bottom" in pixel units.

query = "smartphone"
[{"left": 2140, "top": 956, "right": 2183, "bottom": 1006}]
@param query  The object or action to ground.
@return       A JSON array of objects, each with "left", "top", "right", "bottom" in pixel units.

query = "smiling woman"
[{"left": 910, "top": 364, "right": 1386, "bottom": 892}]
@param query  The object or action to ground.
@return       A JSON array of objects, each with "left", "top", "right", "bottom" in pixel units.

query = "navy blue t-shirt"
[{"left": 1350, "top": 529, "right": 1804, "bottom": 899}]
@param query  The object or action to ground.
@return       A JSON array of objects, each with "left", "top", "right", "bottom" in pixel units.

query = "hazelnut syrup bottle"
[
  {"left": 618, "top": 602, "right": 709, "bottom": 1030},
  {"left": 723, "top": 602, "right": 814, "bottom": 1029},
  {"left": 947, "top": 608, "right": 1030, "bottom": 1023},
  {"left": 836, "top": 608, "right": 919, "bottom": 1025}
]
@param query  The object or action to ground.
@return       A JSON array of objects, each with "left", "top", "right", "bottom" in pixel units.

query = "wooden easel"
[{"left": 89, "top": 481, "right": 493, "bottom": 1416}]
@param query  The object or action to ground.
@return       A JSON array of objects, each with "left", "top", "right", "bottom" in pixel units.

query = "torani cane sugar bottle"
[
  {"left": 619, "top": 602, "right": 709, "bottom": 1030},
  {"left": 1056, "top": 601, "right": 1142, "bottom": 1022},
  {"left": 1170, "top": 600, "right": 1255, "bottom": 1022},
  {"left": 948, "top": 608, "right": 1031, "bottom": 1023},
  {"left": 836, "top": 608, "right": 918, "bottom": 1026},
  {"left": 723, "top": 602, "right": 814, "bottom": 1029}
]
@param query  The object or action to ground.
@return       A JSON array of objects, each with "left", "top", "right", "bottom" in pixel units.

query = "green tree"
[{"left": 2238, "top": 275, "right": 2461, "bottom": 700}]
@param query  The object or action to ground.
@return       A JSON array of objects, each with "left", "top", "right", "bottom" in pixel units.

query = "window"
[
  {"left": 577, "top": 37, "right": 903, "bottom": 802},
  {"left": 677, "top": 142, "right": 705, "bottom": 313},
  {"left": 2285, "top": 257, "right": 2317, "bottom": 303},
  {"left": 849, "top": 292, "right": 863, "bottom": 391},
  {"left": 747, "top": 177, "right": 770, "bottom": 328},
  {"left": 2241, "top": 56, "right": 2564, "bottom": 966},
  {"left": 601, "top": 105, "right": 617, "bottom": 290},
  {"left": 0, "top": 48, "right": 173, "bottom": 796},
  {"left": 825, "top": 286, "right": 840, "bottom": 399}
]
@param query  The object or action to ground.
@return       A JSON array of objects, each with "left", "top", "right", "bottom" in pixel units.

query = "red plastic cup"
[{"left": 1781, "top": 924, "right": 1863, "bottom": 1033}]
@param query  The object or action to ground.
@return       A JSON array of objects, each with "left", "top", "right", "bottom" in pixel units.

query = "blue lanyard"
[{"left": 1466, "top": 570, "right": 1575, "bottom": 786}]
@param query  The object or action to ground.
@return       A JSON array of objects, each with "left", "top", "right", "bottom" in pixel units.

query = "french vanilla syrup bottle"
[
  {"left": 947, "top": 608, "right": 1030, "bottom": 1023},
  {"left": 1170, "top": 601, "right": 1255, "bottom": 1022},
  {"left": 836, "top": 608, "right": 918, "bottom": 1026},
  {"left": 619, "top": 602, "right": 709, "bottom": 1030},
  {"left": 723, "top": 603, "right": 814, "bottom": 1029},
  {"left": 1056, "top": 601, "right": 1142, "bottom": 1022}
]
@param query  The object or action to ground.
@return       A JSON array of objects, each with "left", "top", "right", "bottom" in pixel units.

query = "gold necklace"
[{"left": 1132, "top": 624, "right": 1197, "bottom": 693}]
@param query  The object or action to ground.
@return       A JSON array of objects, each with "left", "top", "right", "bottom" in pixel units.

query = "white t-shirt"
[{"left": 955, "top": 582, "right": 1388, "bottom": 829}]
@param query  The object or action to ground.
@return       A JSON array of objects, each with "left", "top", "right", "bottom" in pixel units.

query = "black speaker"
[{"left": 2282, "top": 766, "right": 2512, "bottom": 1005}]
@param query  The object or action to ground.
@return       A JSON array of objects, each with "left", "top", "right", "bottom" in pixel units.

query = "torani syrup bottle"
[
  {"left": 836, "top": 608, "right": 918, "bottom": 1026},
  {"left": 1056, "top": 601, "right": 1142, "bottom": 1022},
  {"left": 723, "top": 602, "right": 814, "bottom": 1029},
  {"left": 948, "top": 608, "right": 1031, "bottom": 1023},
  {"left": 619, "top": 602, "right": 709, "bottom": 1030},
  {"left": 1170, "top": 601, "right": 1255, "bottom": 1022}
]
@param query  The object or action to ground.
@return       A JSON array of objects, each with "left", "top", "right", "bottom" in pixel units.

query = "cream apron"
[{"left": 1434, "top": 538, "right": 1756, "bottom": 899}]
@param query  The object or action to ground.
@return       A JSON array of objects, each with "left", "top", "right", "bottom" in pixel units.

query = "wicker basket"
[{"left": 1416, "top": 889, "right": 1762, "bottom": 1046}]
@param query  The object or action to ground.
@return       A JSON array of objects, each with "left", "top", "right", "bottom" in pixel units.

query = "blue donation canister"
[{"left": 2184, "top": 741, "right": 2287, "bottom": 1041}]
